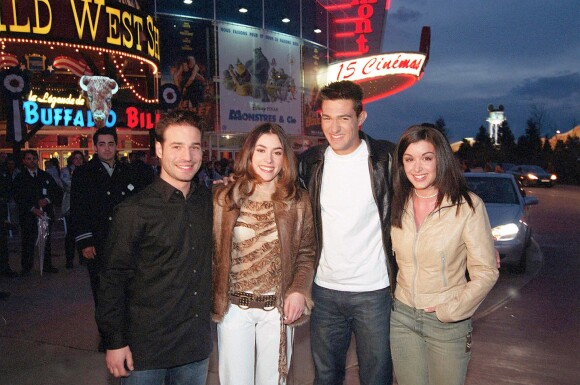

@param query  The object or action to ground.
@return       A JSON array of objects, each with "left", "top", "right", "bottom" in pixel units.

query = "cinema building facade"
[{"left": 1, "top": 0, "right": 429, "bottom": 165}]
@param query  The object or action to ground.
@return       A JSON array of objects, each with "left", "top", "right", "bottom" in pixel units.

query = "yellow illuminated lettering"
[
  {"left": 70, "top": 0, "right": 104, "bottom": 41},
  {"left": 10, "top": 0, "right": 31, "bottom": 32},
  {"left": 154, "top": 26, "right": 160, "bottom": 60},
  {"left": 122, "top": 11, "right": 133, "bottom": 49},
  {"left": 33, "top": 0, "right": 52, "bottom": 34},
  {"left": 146, "top": 16, "right": 159, "bottom": 58},
  {"left": 106, "top": 6, "right": 121, "bottom": 45},
  {"left": 0, "top": 7, "right": 6, "bottom": 32},
  {"left": 133, "top": 15, "right": 143, "bottom": 51}
]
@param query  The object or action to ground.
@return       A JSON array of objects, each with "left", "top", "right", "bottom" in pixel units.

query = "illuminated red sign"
[
  {"left": 319, "top": 51, "right": 427, "bottom": 103},
  {"left": 321, "top": 0, "right": 390, "bottom": 58}
]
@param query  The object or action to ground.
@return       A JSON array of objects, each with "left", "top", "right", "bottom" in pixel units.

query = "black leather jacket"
[{"left": 298, "top": 131, "right": 398, "bottom": 296}]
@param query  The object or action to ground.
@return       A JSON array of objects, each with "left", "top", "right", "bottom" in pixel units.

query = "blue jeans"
[
  {"left": 121, "top": 358, "right": 209, "bottom": 385},
  {"left": 310, "top": 284, "right": 393, "bottom": 385},
  {"left": 390, "top": 299, "right": 472, "bottom": 385}
]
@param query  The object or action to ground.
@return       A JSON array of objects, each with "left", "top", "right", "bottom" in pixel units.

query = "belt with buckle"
[{"left": 229, "top": 291, "right": 277, "bottom": 310}]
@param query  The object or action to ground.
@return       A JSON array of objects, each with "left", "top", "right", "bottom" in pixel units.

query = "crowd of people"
[{"left": 0, "top": 80, "right": 499, "bottom": 385}]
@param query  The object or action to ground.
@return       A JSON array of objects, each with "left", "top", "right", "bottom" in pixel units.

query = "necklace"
[{"left": 414, "top": 189, "right": 438, "bottom": 199}]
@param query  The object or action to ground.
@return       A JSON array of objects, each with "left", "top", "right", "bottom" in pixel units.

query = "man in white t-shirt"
[{"left": 298, "top": 80, "right": 397, "bottom": 385}]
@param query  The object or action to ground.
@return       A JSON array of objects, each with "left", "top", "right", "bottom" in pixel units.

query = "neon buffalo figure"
[{"left": 79, "top": 76, "right": 119, "bottom": 128}]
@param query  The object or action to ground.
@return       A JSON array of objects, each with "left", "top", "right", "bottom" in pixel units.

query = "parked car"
[
  {"left": 465, "top": 173, "right": 539, "bottom": 272},
  {"left": 507, "top": 164, "right": 557, "bottom": 187}
]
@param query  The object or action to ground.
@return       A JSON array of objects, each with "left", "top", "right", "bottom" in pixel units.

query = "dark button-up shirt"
[{"left": 96, "top": 177, "right": 212, "bottom": 370}]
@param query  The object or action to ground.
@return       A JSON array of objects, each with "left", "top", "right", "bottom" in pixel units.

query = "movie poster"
[
  {"left": 217, "top": 22, "right": 302, "bottom": 135},
  {"left": 302, "top": 43, "right": 327, "bottom": 137},
  {"left": 157, "top": 15, "right": 216, "bottom": 132}
]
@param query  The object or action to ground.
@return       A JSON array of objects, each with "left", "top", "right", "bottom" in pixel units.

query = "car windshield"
[
  {"left": 466, "top": 177, "right": 519, "bottom": 204},
  {"left": 522, "top": 165, "right": 547, "bottom": 173}
]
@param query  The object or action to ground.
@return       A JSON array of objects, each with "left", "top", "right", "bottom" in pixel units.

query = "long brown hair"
[
  {"left": 224, "top": 123, "right": 298, "bottom": 208},
  {"left": 391, "top": 125, "right": 473, "bottom": 228}
]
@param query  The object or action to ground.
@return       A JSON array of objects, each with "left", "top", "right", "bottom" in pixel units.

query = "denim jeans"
[
  {"left": 310, "top": 284, "right": 393, "bottom": 385},
  {"left": 390, "top": 299, "right": 472, "bottom": 385},
  {"left": 121, "top": 358, "right": 209, "bottom": 385}
]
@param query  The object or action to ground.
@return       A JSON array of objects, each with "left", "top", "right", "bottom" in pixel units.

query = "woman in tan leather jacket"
[
  {"left": 212, "top": 122, "right": 316, "bottom": 385},
  {"left": 390, "top": 125, "right": 499, "bottom": 385}
]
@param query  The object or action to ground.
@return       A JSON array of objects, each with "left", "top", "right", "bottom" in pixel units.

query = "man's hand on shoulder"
[{"left": 106, "top": 346, "right": 134, "bottom": 378}]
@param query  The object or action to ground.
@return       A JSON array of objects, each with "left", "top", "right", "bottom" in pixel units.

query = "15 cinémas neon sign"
[{"left": 318, "top": 52, "right": 428, "bottom": 103}]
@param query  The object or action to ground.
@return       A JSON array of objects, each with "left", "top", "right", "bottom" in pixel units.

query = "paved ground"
[{"left": 0, "top": 215, "right": 557, "bottom": 385}]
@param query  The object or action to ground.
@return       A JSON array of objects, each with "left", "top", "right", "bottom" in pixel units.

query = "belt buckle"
[
  {"left": 238, "top": 295, "right": 251, "bottom": 309},
  {"left": 261, "top": 295, "right": 276, "bottom": 311}
]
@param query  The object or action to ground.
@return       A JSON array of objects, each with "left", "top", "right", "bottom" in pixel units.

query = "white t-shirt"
[{"left": 315, "top": 140, "right": 390, "bottom": 292}]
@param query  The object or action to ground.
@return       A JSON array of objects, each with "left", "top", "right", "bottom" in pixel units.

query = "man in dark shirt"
[{"left": 96, "top": 110, "right": 212, "bottom": 385}]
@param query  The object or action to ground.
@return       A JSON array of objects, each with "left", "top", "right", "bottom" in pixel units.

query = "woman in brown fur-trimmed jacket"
[{"left": 212, "top": 122, "right": 316, "bottom": 385}]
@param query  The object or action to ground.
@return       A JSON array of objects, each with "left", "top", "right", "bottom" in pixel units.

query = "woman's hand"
[
  {"left": 424, "top": 306, "right": 436, "bottom": 313},
  {"left": 283, "top": 292, "right": 306, "bottom": 324}
]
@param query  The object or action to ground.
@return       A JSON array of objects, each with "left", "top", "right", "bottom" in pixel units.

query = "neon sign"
[
  {"left": 318, "top": 52, "right": 427, "bottom": 103},
  {"left": 22, "top": 100, "right": 159, "bottom": 130},
  {"left": 23, "top": 100, "right": 116, "bottom": 127},
  {"left": 28, "top": 91, "right": 85, "bottom": 108},
  {"left": 0, "top": 0, "right": 160, "bottom": 62},
  {"left": 321, "top": 53, "right": 426, "bottom": 82},
  {"left": 323, "top": 0, "right": 389, "bottom": 58}
]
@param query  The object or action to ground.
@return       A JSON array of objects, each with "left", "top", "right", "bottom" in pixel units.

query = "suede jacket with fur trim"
[{"left": 212, "top": 184, "right": 316, "bottom": 326}]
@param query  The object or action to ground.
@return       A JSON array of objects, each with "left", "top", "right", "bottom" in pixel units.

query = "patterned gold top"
[{"left": 230, "top": 191, "right": 281, "bottom": 295}]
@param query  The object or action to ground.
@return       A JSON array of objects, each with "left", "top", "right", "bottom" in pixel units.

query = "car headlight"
[
  {"left": 492, "top": 223, "right": 520, "bottom": 241},
  {"left": 550, "top": 174, "right": 557, "bottom": 180},
  {"left": 526, "top": 173, "right": 538, "bottom": 180}
]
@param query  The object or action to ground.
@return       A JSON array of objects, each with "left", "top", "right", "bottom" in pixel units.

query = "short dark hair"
[
  {"left": 319, "top": 80, "right": 364, "bottom": 116},
  {"left": 22, "top": 149, "right": 38, "bottom": 159},
  {"left": 93, "top": 127, "right": 118, "bottom": 146},
  {"left": 155, "top": 110, "right": 201, "bottom": 144},
  {"left": 132, "top": 151, "right": 146, "bottom": 160}
]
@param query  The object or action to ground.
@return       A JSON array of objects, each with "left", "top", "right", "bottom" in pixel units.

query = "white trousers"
[{"left": 217, "top": 304, "right": 294, "bottom": 385}]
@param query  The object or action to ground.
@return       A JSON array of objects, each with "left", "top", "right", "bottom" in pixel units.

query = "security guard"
[{"left": 70, "top": 127, "right": 136, "bottom": 309}]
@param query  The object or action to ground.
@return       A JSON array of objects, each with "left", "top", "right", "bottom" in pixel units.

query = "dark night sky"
[{"left": 363, "top": 0, "right": 580, "bottom": 143}]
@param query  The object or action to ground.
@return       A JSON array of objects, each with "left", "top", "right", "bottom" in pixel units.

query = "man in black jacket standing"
[
  {"left": 70, "top": 127, "right": 136, "bottom": 307},
  {"left": 96, "top": 110, "right": 212, "bottom": 384},
  {"left": 13, "top": 150, "right": 62, "bottom": 276},
  {"left": 298, "top": 81, "right": 397, "bottom": 385}
]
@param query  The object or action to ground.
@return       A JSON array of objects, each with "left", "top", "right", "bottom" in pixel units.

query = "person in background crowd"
[
  {"left": 0, "top": 165, "right": 17, "bottom": 277},
  {"left": 298, "top": 80, "right": 396, "bottom": 385},
  {"left": 5, "top": 155, "right": 20, "bottom": 182},
  {"left": 60, "top": 151, "right": 85, "bottom": 269},
  {"left": 129, "top": 151, "right": 155, "bottom": 192},
  {"left": 212, "top": 122, "right": 316, "bottom": 385},
  {"left": 13, "top": 150, "right": 62, "bottom": 276},
  {"left": 70, "top": 127, "right": 137, "bottom": 352},
  {"left": 97, "top": 110, "right": 212, "bottom": 384},
  {"left": 460, "top": 159, "right": 471, "bottom": 173},
  {"left": 389, "top": 125, "right": 499, "bottom": 385},
  {"left": 150, "top": 155, "right": 161, "bottom": 176},
  {"left": 45, "top": 158, "right": 63, "bottom": 190}
]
